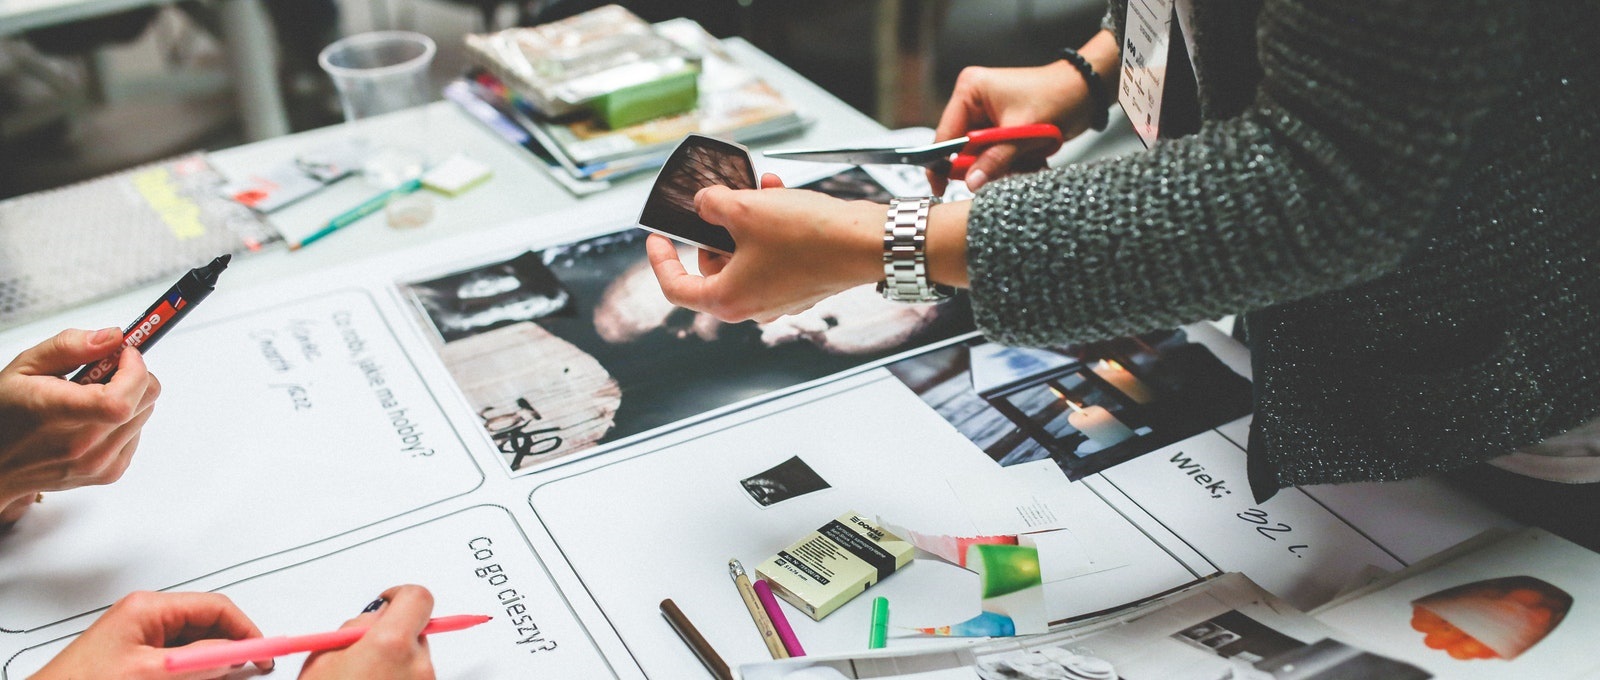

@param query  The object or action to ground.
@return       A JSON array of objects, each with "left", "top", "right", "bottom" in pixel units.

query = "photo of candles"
[
  {"left": 1055, "top": 389, "right": 1136, "bottom": 450},
  {"left": 1090, "top": 359, "right": 1155, "bottom": 404},
  {"left": 887, "top": 329, "right": 1254, "bottom": 481}
]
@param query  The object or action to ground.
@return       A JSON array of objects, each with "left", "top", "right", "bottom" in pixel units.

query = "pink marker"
[
  {"left": 753, "top": 579, "right": 806, "bottom": 657},
  {"left": 164, "top": 614, "right": 491, "bottom": 673}
]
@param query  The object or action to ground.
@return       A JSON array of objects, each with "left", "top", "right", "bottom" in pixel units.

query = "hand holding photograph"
[{"left": 637, "top": 134, "right": 756, "bottom": 255}]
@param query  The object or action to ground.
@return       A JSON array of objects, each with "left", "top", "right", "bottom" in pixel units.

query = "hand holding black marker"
[{"left": 70, "top": 255, "right": 231, "bottom": 385}]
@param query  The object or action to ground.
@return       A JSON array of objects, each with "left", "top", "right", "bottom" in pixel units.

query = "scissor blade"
[{"left": 762, "top": 147, "right": 915, "bottom": 165}]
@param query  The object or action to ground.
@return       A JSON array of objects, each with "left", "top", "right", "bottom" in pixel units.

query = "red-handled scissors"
[{"left": 762, "top": 124, "right": 1064, "bottom": 180}]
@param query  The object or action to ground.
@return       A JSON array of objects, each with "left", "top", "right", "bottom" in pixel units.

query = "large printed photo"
[{"left": 403, "top": 168, "right": 972, "bottom": 473}]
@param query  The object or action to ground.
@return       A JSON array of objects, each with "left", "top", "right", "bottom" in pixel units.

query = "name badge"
[{"left": 1118, "top": 0, "right": 1177, "bottom": 147}]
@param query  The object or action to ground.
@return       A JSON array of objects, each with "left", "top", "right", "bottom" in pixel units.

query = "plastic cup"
[
  {"left": 318, "top": 31, "right": 437, "bottom": 121},
  {"left": 318, "top": 31, "right": 437, "bottom": 188}
]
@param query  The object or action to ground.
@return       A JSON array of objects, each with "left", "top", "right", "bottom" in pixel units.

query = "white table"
[
  {"left": 205, "top": 37, "right": 888, "bottom": 290},
  {"left": 0, "top": 0, "right": 289, "bottom": 140},
  {"left": 0, "top": 34, "right": 1522, "bottom": 680}
]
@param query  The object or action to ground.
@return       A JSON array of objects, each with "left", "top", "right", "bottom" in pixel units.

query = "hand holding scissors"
[{"left": 763, "top": 124, "right": 1063, "bottom": 183}]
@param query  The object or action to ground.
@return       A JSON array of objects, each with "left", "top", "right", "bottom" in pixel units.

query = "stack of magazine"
[{"left": 452, "top": 17, "right": 804, "bottom": 195}]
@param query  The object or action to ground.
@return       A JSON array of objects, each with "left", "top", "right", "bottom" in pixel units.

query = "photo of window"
[{"left": 886, "top": 329, "right": 1252, "bottom": 479}]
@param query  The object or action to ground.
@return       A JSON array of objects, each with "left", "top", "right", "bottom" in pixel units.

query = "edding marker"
[{"left": 70, "top": 255, "right": 231, "bottom": 385}]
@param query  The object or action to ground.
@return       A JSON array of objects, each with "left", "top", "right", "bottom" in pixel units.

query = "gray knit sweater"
[{"left": 966, "top": 0, "right": 1600, "bottom": 498}]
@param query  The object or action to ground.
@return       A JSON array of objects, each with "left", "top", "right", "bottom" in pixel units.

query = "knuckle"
[
  {"left": 46, "top": 331, "right": 79, "bottom": 358},
  {"left": 60, "top": 437, "right": 95, "bottom": 462},
  {"left": 413, "top": 658, "right": 436, "bottom": 677},
  {"left": 99, "top": 398, "right": 136, "bottom": 424},
  {"left": 720, "top": 197, "right": 751, "bottom": 225},
  {"left": 70, "top": 452, "right": 110, "bottom": 478},
  {"left": 93, "top": 460, "right": 130, "bottom": 485},
  {"left": 130, "top": 656, "right": 167, "bottom": 676},
  {"left": 366, "top": 629, "right": 415, "bottom": 655},
  {"left": 119, "top": 590, "right": 160, "bottom": 614},
  {"left": 703, "top": 292, "right": 737, "bottom": 321}
]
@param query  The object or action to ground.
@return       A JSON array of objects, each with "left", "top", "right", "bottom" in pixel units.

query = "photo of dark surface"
[
  {"left": 741, "top": 455, "right": 832, "bottom": 507},
  {"left": 637, "top": 134, "right": 755, "bottom": 254},
  {"left": 798, "top": 167, "right": 894, "bottom": 203},
  {"left": 885, "top": 329, "right": 1252, "bottom": 480},
  {"left": 410, "top": 251, "right": 572, "bottom": 343}
]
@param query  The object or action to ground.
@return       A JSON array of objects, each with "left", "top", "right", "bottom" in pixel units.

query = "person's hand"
[
  {"left": 31, "top": 591, "right": 271, "bottom": 680},
  {"left": 299, "top": 584, "right": 436, "bottom": 680},
  {"left": 647, "top": 174, "right": 885, "bottom": 324},
  {"left": 931, "top": 30, "right": 1119, "bottom": 193},
  {"left": 931, "top": 61, "right": 1084, "bottom": 193},
  {"left": 0, "top": 328, "right": 160, "bottom": 526}
]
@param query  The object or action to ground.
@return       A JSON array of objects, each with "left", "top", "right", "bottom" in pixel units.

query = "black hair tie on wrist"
[{"left": 1060, "top": 47, "right": 1110, "bottom": 132}]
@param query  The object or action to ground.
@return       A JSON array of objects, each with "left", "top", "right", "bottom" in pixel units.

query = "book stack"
[{"left": 451, "top": 13, "right": 804, "bottom": 195}]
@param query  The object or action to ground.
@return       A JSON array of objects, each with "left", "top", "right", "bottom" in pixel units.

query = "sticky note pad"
[
  {"left": 756, "top": 511, "right": 914, "bottom": 621},
  {"left": 422, "top": 155, "right": 493, "bottom": 196}
]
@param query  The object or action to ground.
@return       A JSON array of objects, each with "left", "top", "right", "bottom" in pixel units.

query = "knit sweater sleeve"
[{"left": 967, "top": 0, "right": 1526, "bottom": 346}]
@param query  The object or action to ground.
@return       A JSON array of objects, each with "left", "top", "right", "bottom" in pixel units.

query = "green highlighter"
[
  {"left": 291, "top": 178, "right": 423, "bottom": 250},
  {"left": 868, "top": 597, "right": 889, "bottom": 649}
]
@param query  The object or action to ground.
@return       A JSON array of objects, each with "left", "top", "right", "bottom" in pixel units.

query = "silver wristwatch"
[{"left": 879, "top": 196, "right": 954, "bottom": 303}]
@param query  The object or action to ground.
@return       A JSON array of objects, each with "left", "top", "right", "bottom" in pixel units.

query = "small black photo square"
[
  {"left": 741, "top": 456, "right": 831, "bottom": 507},
  {"left": 637, "top": 134, "right": 755, "bottom": 255}
]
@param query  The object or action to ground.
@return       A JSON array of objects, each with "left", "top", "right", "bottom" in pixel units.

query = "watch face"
[{"left": 637, "top": 134, "right": 755, "bottom": 256}]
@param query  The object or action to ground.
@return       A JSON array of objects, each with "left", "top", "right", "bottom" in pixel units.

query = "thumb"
[
  {"left": 694, "top": 186, "right": 743, "bottom": 233},
  {"left": 965, "top": 144, "right": 1019, "bottom": 190},
  {"left": 160, "top": 638, "right": 270, "bottom": 680},
  {"left": 13, "top": 328, "right": 123, "bottom": 376}
]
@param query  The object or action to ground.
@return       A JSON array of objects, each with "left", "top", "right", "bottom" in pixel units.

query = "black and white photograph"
[
  {"left": 740, "top": 455, "right": 832, "bottom": 507},
  {"left": 405, "top": 164, "right": 978, "bottom": 473},
  {"left": 409, "top": 250, "right": 572, "bottom": 343}
]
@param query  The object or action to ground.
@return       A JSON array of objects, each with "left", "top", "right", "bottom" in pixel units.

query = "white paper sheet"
[
  {"left": 527, "top": 374, "right": 1208, "bottom": 676},
  {"left": 0, "top": 289, "right": 483, "bottom": 632},
  {"left": 1315, "top": 529, "right": 1600, "bottom": 679},
  {"left": 4, "top": 506, "right": 612, "bottom": 678}
]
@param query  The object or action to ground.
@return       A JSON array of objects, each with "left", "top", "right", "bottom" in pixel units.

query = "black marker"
[{"left": 70, "top": 255, "right": 231, "bottom": 385}]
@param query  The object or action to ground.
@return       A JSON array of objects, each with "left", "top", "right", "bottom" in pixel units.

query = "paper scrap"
[
  {"left": 422, "top": 154, "right": 494, "bottom": 196},
  {"left": 914, "top": 544, "right": 1047, "bottom": 637}
]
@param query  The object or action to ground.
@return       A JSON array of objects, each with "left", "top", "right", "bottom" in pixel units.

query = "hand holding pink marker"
[{"left": 164, "top": 614, "right": 491, "bottom": 673}]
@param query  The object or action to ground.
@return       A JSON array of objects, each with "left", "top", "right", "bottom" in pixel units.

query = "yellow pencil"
[{"left": 729, "top": 559, "right": 788, "bottom": 659}]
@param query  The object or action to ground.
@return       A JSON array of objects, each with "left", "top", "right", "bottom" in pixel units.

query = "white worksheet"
[
  {"left": 528, "top": 371, "right": 1215, "bottom": 677},
  {"left": 0, "top": 289, "right": 483, "bottom": 632},
  {"left": 5, "top": 506, "right": 614, "bottom": 678},
  {"left": 1097, "top": 425, "right": 1407, "bottom": 610}
]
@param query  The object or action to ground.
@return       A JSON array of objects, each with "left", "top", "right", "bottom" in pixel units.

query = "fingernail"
[
  {"left": 361, "top": 597, "right": 387, "bottom": 613},
  {"left": 966, "top": 169, "right": 988, "bottom": 190},
  {"left": 93, "top": 327, "right": 117, "bottom": 344}
]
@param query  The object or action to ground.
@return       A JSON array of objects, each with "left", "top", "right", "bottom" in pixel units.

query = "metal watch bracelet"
[{"left": 879, "top": 196, "right": 954, "bottom": 303}]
